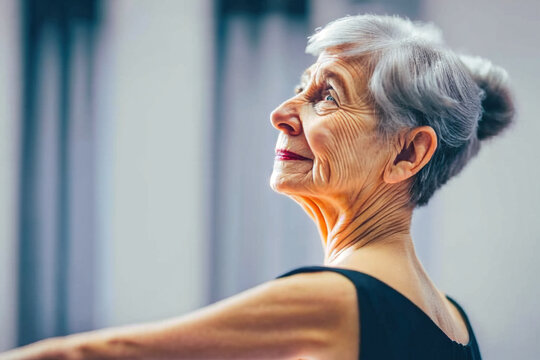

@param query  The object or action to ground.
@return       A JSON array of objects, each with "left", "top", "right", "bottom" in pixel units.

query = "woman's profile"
[{"left": 1, "top": 14, "right": 514, "bottom": 360}]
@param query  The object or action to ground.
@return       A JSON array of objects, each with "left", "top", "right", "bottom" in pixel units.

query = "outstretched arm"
[{"left": 1, "top": 272, "right": 355, "bottom": 360}]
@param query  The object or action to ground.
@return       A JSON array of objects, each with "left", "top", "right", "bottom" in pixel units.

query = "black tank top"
[{"left": 276, "top": 265, "right": 482, "bottom": 360}]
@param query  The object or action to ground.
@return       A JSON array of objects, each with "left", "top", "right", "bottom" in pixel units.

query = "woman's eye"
[{"left": 325, "top": 94, "right": 336, "bottom": 102}]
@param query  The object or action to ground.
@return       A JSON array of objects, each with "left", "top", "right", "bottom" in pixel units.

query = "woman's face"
[{"left": 270, "top": 52, "right": 392, "bottom": 200}]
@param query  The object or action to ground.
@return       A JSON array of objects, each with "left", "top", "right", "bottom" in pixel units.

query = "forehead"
[{"left": 301, "top": 52, "right": 366, "bottom": 86}]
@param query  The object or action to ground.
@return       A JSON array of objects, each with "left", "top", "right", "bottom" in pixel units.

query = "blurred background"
[{"left": 0, "top": 0, "right": 538, "bottom": 358}]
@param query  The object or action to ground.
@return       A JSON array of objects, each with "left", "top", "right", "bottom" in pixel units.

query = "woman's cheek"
[
  {"left": 304, "top": 117, "right": 344, "bottom": 188},
  {"left": 305, "top": 121, "right": 335, "bottom": 155},
  {"left": 313, "top": 113, "right": 373, "bottom": 188},
  {"left": 309, "top": 114, "right": 359, "bottom": 155}
]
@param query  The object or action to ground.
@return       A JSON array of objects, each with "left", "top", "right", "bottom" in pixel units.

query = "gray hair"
[{"left": 306, "top": 14, "right": 515, "bottom": 207}]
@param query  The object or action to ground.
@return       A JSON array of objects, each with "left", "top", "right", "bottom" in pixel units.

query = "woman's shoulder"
[
  {"left": 275, "top": 267, "right": 357, "bottom": 291},
  {"left": 273, "top": 269, "right": 360, "bottom": 359},
  {"left": 273, "top": 268, "right": 359, "bottom": 319}
]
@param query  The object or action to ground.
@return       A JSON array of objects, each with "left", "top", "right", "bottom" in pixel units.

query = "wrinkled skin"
[{"left": 270, "top": 51, "right": 423, "bottom": 263}]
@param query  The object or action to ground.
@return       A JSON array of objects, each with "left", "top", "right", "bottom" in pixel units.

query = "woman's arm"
[{"left": 1, "top": 272, "right": 356, "bottom": 360}]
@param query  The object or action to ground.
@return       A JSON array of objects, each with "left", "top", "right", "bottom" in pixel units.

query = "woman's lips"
[{"left": 275, "top": 149, "right": 311, "bottom": 161}]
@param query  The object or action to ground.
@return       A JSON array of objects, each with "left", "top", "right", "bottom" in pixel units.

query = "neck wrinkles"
[{"left": 296, "top": 184, "right": 413, "bottom": 264}]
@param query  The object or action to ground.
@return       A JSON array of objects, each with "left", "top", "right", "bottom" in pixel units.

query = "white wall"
[
  {"left": 0, "top": 0, "right": 19, "bottom": 351},
  {"left": 422, "top": 1, "right": 540, "bottom": 358},
  {"left": 95, "top": 0, "right": 212, "bottom": 327}
]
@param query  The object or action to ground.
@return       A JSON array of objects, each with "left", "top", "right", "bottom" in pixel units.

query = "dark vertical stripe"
[
  {"left": 17, "top": 0, "right": 41, "bottom": 347},
  {"left": 208, "top": 0, "right": 227, "bottom": 304},
  {"left": 55, "top": 13, "right": 71, "bottom": 337}
]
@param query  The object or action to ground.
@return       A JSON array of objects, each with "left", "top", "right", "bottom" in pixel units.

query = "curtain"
[{"left": 17, "top": 0, "right": 100, "bottom": 346}]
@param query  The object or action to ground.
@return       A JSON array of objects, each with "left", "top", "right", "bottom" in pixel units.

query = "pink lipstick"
[{"left": 275, "top": 149, "right": 311, "bottom": 161}]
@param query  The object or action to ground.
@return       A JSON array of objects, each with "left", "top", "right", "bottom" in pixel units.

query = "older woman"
[{"left": 2, "top": 14, "right": 513, "bottom": 360}]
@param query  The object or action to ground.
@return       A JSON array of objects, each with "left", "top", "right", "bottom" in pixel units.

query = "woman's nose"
[{"left": 270, "top": 98, "right": 303, "bottom": 136}]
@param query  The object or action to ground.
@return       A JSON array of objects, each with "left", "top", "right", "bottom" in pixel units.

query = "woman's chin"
[{"left": 269, "top": 172, "right": 307, "bottom": 195}]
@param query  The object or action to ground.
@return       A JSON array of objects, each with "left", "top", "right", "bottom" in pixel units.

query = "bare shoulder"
[
  {"left": 270, "top": 271, "right": 360, "bottom": 360},
  {"left": 272, "top": 270, "right": 358, "bottom": 307}
]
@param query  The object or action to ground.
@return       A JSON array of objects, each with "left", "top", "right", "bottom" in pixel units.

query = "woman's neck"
[{"left": 293, "top": 183, "right": 414, "bottom": 265}]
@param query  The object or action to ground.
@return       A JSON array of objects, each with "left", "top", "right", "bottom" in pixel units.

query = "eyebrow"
[{"left": 323, "top": 70, "right": 348, "bottom": 98}]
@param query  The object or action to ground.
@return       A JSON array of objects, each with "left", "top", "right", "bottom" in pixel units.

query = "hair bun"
[{"left": 459, "top": 55, "right": 515, "bottom": 141}]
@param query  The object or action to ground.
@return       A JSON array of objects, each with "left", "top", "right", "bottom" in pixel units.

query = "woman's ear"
[{"left": 383, "top": 126, "right": 438, "bottom": 184}]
